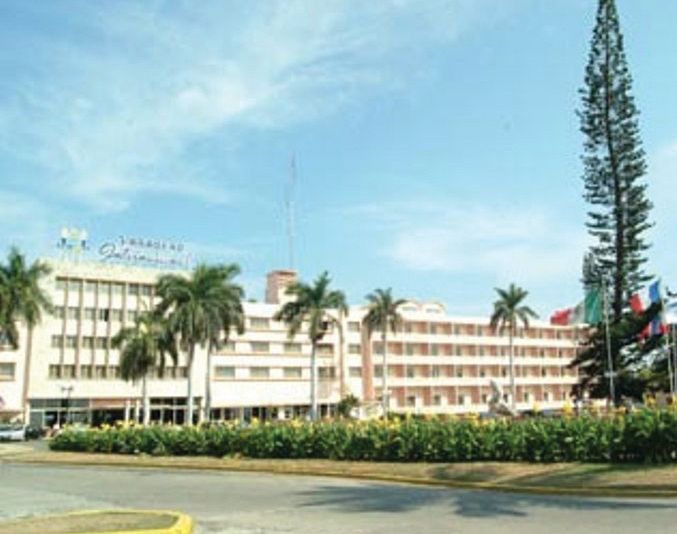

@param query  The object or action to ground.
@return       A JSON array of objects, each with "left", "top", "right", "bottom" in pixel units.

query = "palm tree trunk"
[
  {"left": 142, "top": 374, "right": 150, "bottom": 425},
  {"left": 204, "top": 345, "right": 212, "bottom": 423},
  {"left": 186, "top": 344, "right": 195, "bottom": 425},
  {"left": 509, "top": 327, "right": 516, "bottom": 412},
  {"left": 381, "top": 329, "right": 388, "bottom": 417},
  {"left": 310, "top": 341, "right": 317, "bottom": 421}
]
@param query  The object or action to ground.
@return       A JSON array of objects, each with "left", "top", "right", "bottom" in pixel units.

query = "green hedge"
[{"left": 49, "top": 409, "right": 677, "bottom": 463}]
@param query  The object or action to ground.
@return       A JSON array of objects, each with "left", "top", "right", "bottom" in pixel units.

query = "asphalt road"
[{"left": 0, "top": 462, "right": 675, "bottom": 534}]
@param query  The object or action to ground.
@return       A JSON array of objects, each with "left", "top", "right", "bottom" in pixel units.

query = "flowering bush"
[{"left": 50, "top": 408, "right": 677, "bottom": 463}]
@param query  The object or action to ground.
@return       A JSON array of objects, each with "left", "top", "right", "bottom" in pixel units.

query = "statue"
[{"left": 488, "top": 379, "right": 517, "bottom": 417}]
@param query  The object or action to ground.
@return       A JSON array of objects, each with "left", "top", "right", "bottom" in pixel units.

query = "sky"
[{"left": 0, "top": 0, "right": 676, "bottom": 317}]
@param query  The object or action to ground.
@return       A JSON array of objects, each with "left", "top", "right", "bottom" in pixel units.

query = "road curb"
[
  {"left": 5, "top": 455, "right": 677, "bottom": 500},
  {"left": 0, "top": 509, "right": 194, "bottom": 534}
]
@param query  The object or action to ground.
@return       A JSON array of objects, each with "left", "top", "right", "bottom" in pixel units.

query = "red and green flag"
[{"left": 550, "top": 288, "right": 603, "bottom": 326}]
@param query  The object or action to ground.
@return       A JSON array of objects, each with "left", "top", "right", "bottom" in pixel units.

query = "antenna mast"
[{"left": 285, "top": 154, "right": 296, "bottom": 270}]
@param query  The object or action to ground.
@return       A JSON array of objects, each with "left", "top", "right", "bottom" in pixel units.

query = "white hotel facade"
[{"left": 0, "top": 259, "right": 581, "bottom": 427}]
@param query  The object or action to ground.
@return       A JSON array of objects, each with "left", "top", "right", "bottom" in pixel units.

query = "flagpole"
[
  {"left": 658, "top": 281, "right": 674, "bottom": 396},
  {"left": 602, "top": 278, "right": 615, "bottom": 404}
]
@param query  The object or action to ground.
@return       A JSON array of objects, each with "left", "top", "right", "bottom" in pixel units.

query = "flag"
[
  {"left": 549, "top": 288, "right": 602, "bottom": 326},
  {"left": 631, "top": 280, "right": 668, "bottom": 338},
  {"left": 648, "top": 280, "right": 667, "bottom": 336}
]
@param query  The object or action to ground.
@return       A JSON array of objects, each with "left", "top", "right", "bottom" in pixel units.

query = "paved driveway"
[{"left": 0, "top": 462, "right": 675, "bottom": 533}]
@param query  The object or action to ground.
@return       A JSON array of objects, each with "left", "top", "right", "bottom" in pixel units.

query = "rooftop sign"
[{"left": 98, "top": 235, "right": 192, "bottom": 269}]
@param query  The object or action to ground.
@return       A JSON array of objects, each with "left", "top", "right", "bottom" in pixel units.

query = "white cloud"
[
  {"left": 349, "top": 199, "right": 588, "bottom": 286},
  {"left": 0, "top": 0, "right": 504, "bottom": 213}
]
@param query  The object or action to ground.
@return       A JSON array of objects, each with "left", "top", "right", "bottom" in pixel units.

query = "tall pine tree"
[
  {"left": 574, "top": 0, "right": 654, "bottom": 400},
  {"left": 579, "top": 0, "right": 652, "bottom": 321}
]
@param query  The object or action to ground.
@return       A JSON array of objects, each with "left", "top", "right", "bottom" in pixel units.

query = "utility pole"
[
  {"left": 602, "top": 278, "right": 615, "bottom": 404},
  {"left": 285, "top": 154, "right": 297, "bottom": 271}
]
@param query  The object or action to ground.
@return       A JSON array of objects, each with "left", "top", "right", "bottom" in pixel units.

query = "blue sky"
[{"left": 0, "top": 0, "right": 676, "bottom": 316}]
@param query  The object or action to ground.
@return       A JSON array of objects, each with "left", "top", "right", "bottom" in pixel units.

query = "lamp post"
[{"left": 60, "top": 385, "right": 74, "bottom": 425}]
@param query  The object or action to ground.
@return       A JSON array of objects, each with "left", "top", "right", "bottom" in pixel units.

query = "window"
[
  {"left": 82, "top": 337, "right": 94, "bottom": 349},
  {"left": 405, "top": 344, "right": 414, "bottom": 356},
  {"left": 544, "top": 391, "right": 552, "bottom": 402},
  {"left": 85, "top": 281, "right": 97, "bottom": 293},
  {"left": 51, "top": 335, "right": 63, "bottom": 349},
  {"left": 406, "top": 366, "right": 414, "bottom": 379},
  {"left": 456, "top": 368, "right": 464, "bottom": 378},
  {"left": 67, "top": 307, "right": 80, "bottom": 320},
  {"left": 214, "top": 366, "right": 235, "bottom": 379},
  {"left": 49, "top": 364, "right": 61, "bottom": 379},
  {"left": 63, "top": 365, "right": 76, "bottom": 378},
  {"left": 55, "top": 278, "right": 67, "bottom": 291},
  {"left": 111, "top": 283, "right": 123, "bottom": 295},
  {"left": 80, "top": 365, "right": 93, "bottom": 379},
  {"left": 284, "top": 342, "right": 302, "bottom": 354},
  {"left": 68, "top": 279, "right": 81, "bottom": 292},
  {"left": 95, "top": 365, "right": 107, "bottom": 379},
  {"left": 453, "top": 325, "right": 461, "bottom": 336},
  {"left": 177, "top": 367, "right": 188, "bottom": 378},
  {"left": 99, "top": 282, "right": 110, "bottom": 294},
  {"left": 128, "top": 284, "right": 140, "bottom": 296},
  {"left": 374, "top": 365, "right": 383, "bottom": 378},
  {"left": 348, "top": 344, "right": 361, "bottom": 354},
  {"left": 283, "top": 367, "right": 302, "bottom": 379},
  {"left": 108, "top": 365, "right": 121, "bottom": 379},
  {"left": 481, "top": 394, "right": 489, "bottom": 403},
  {"left": 98, "top": 309, "right": 110, "bottom": 322},
  {"left": 431, "top": 366, "right": 441, "bottom": 378},
  {"left": 318, "top": 367, "right": 336, "bottom": 379},
  {"left": 65, "top": 335, "right": 77, "bottom": 349},
  {"left": 84, "top": 308, "right": 96, "bottom": 320},
  {"left": 524, "top": 392, "right": 531, "bottom": 402},
  {"left": 110, "top": 309, "right": 122, "bottom": 322},
  {"left": 458, "top": 394, "right": 467, "bottom": 405},
  {"left": 127, "top": 310, "right": 138, "bottom": 323},
  {"left": 0, "top": 362, "right": 15, "bottom": 380},
  {"left": 96, "top": 337, "right": 107, "bottom": 350},
  {"left": 250, "top": 317, "right": 270, "bottom": 330},
  {"left": 317, "top": 344, "right": 334, "bottom": 356},
  {"left": 478, "top": 347, "right": 485, "bottom": 357},
  {"left": 250, "top": 367, "right": 269, "bottom": 379},
  {"left": 250, "top": 341, "right": 269, "bottom": 353},
  {"left": 433, "top": 395, "right": 442, "bottom": 406},
  {"left": 218, "top": 340, "right": 236, "bottom": 352},
  {"left": 140, "top": 285, "right": 152, "bottom": 296},
  {"left": 455, "top": 345, "right": 462, "bottom": 356},
  {"left": 406, "top": 395, "right": 416, "bottom": 407},
  {"left": 348, "top": 321, "right": 360, "bottom": 332},
  {"left": 541, "top": 368, "right": 547, "bottom": 377},
  {"left": 479, "top": 369, "right": 486, "bottom": 378},
  {"left": 54, "top": 307, "right": 66, "bottom": 319},
  {"left": 349, "top": 367, "right": 362, "bottom": 378},
  {"left": 430, "top": 323, "right": 437, "bottom": 335}
]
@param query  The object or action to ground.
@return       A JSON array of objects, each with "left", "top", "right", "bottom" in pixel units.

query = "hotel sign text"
[{"left": 98, "top": 236, "right": 192, "bottom": 269}]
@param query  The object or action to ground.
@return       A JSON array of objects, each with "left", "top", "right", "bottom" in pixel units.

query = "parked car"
[{"left": 0, "top": 424, "right": 26, "bottom": 442}]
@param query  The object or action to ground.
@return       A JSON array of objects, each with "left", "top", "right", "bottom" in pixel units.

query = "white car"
[{"left": 0, "top": 424, "right": 26, "bottom": 442}]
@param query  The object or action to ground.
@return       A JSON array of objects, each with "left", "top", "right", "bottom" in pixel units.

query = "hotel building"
[{"left": 0, "top": 259, "right": 580, "bottom": 427}]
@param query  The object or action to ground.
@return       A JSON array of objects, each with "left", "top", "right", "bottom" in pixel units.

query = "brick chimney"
[{"left": 265, "top": 270, "right": 298, "bottom": 305}]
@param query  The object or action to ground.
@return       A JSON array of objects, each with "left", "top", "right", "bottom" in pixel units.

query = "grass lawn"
[
  {"left": 4, "top": 447, "right": 676, "bottom": 496},
  {"left": 0, "top": 511, "right": 178, "bottom": 534}
]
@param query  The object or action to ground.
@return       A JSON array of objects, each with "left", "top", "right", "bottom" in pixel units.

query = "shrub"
[{"left": 49, "top": 409, "right": 677, "bottom": 464}]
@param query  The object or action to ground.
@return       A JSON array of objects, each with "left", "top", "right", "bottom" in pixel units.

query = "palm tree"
[
  {"left": 156, "top": 264, "right": 244, "bottom": 425},
  {"left": 490, "top": 284, "right": 538, "bottom": 411},
  {"left": 362, "top": 288, "right": 405, "bottom": 417},
  {"left": 274, "top": 271, "right": 347, "bottom": 421},
  {"left": 0, "top": 248, "right": 53, "bottom": 418},
  {"left": 112, "top": 310, "right": 177, "bottom": 425}
]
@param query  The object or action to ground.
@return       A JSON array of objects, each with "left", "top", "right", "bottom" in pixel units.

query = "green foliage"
[
  {"left": 336, "top": 394, "right": 360, "bottom": 418},
  {"left": 51, "top": 409, "right": 677, "bottom": 464}
]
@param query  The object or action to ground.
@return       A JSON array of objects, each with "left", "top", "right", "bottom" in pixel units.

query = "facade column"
[{"left": 124, "top": 400, "right": 130, "bottom": 423}]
